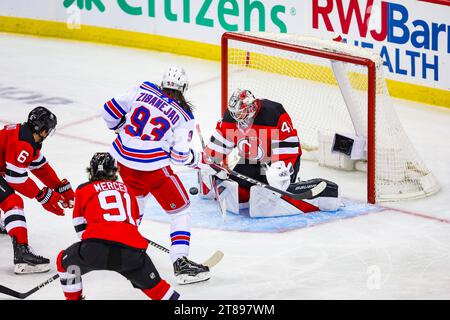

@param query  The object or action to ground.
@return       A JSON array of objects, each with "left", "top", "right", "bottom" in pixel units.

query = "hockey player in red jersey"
[
  {"left": 101, "top": 66, "right": 209, "bottom": 284},
  {"left": 56, "top": 152, "right": 180, "bottom": 300},
  {"left": 202, "top": 89, "right": 340, "bottom": 217},
  {"left": 0, "top": 106, "right": 74, "bottom": 274}
]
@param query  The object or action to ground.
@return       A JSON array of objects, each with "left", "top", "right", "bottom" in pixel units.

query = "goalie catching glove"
[{"left": 265, "top": 161, "right": 293, "bottom": 191}]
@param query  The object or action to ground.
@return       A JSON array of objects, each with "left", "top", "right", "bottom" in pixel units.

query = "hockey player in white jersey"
[{"left": 101, "top": 66, "right": 209, "bottom": 284}]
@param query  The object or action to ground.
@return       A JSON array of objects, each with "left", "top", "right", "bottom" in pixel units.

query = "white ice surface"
[{"left": 0, "top": 33, "right": 449, "bottom": 300}]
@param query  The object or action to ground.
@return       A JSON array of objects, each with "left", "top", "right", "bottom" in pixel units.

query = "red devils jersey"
[
  {"left": 72, "top": 180, "right": 149, "bottom": 250},
  {"left": 0, "top": 123, "right": 60, "bottom": 198},
  {"left": 205, "top": 99, "right": 301, "bottom": 166}
]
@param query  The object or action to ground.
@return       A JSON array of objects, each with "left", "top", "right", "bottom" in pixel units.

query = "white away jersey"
[{"left": 102, "top": 81, "right": 195, "bottom": 171}]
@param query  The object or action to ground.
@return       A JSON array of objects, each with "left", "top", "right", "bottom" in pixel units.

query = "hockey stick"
[
  {"left": 0, "top": 274, "right": 60, "bottom": 300},
  {"left": 209, "top": 162, "right": 327, "bottom": 200},
  {"left": 195, "top": 124, "right": 228, "bottom": 221},
  {"left": 195, "top": 123, "right": 210, "bottom": 193},
  {"left": 0, "top": 239, "right": 224, "bottom": 300},
  {"left": 147, "top": 239, "right": 224, "bottom": 269},
  {"left": 211, "top": 177, "right": 228, "bottom": 223},
  {"left": 211, "top": 176, "right": 228, "bottom": 222},
  {"left": 196, "top": 123, "right": 207, "bottom": 154}
]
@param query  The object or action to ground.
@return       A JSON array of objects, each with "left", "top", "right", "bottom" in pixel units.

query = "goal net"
[{"left": 222, "top": 32, "right": 439, "bottom": 203}]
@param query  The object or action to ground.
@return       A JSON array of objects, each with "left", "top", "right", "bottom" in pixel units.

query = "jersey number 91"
[{"left": 98, "top": 190, "right": 136, "bottom": 226}]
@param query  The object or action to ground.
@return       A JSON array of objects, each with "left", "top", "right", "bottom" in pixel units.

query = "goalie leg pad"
[
  {"left": 249, "top": 178, "right": 341, "bottom": 217},
  {"left": 198, "top": 169, "right": 214, "bottom": 199},
  {"left": 315, "top": 196, "right": 341, "bottom": 211},
  {"left": 215, "top": 179, "right": 240, "bottom": 215},
  {"left": 249, "top": 186, "right": 311, "bottom": 217}
]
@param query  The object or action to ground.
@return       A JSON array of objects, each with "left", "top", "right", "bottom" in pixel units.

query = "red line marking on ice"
[
  {"left": 0, "top": 117, "right": 109, "bottom": 147},
  {"left": 381, "top": 206, "right": 450, "bottom": 224},
  {"left": 58, "top": 114, "right": 102, "bottom": 130},
  {"left": 56, "top": 132, "right": 110, "bottom": 147}
]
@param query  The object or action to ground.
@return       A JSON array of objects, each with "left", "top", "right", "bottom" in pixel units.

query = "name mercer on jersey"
[
  {"left": 93, "top": 181, "right": 128, "bottom": 193},
  {"left": 136, "top": 92, "right": 180, "bottom": 125}
]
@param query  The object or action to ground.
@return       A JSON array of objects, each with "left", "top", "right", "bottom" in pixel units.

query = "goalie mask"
[
  {"left": 161, "top": 66, "right": 188, "bottom": 94},
  {"left": 228, "top": 89, "right": 258, "bottom": 128},
  {"left": 87, "top": 152, "right": 118, "bottom": 182}
]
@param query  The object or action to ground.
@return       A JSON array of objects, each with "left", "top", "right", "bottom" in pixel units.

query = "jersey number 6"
[
  {"left": 125, "top": 106, "right": 170, "bottom": 141},
  {"left": 17, "top": 150, "right": 30, "bottom": 163}
]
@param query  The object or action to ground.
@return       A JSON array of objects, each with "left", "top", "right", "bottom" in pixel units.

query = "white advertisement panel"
[{"left": 1, "top": 0, "right": 449, "bottom": 91}]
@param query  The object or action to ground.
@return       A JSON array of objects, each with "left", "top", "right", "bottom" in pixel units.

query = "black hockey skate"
[
  {"left": 12, "top": 237, "right": 50, "bottom": 274},
  {"left": 173, "top": 256, "right": 210, "bottom": 285}
]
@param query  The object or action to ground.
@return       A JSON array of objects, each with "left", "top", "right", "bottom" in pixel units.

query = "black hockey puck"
[{"left": 189, "top": 187, "right": 199, "bottom": 195}]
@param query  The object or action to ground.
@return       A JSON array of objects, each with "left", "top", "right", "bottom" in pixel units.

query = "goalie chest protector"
[{"left": 220, "top": 99, "right": 299, "bottom": 163}]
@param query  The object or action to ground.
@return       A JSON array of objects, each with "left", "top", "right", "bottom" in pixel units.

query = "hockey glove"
[
  {"left": 197, "top": 154, "right": 230, "bottom": 180},
  {"left": 54, "top": 179, "right": 74, "bottom": 208},
  {"left": 36, "top": 187, "right": 65, "bottom": 216},
  {"left": 113, "top": 116, "right": 127, "bottom": 133},
  {"left": 265, "top": 161, "right": 293, "bottom": 191},
  {"left": 186, "top": 149, "right": 201, "bottom": 168}
]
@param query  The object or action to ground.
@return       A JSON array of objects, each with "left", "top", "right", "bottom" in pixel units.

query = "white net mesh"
[{"left": 225, "top": 32, "right": 439, "bottom": 202}]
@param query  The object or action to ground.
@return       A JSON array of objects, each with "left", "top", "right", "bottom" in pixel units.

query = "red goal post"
[{"left": 220, "top": 32, "right": 439, "bottom": 204}]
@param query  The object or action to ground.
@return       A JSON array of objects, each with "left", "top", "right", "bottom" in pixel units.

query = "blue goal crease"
[{"left": 142, "top": 170, "right": 384, "bottom": 233}]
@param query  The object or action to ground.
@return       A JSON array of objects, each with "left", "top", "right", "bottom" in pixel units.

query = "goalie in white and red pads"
[{"left": 201, "top": 89, "right": 341, "bottom": 217}]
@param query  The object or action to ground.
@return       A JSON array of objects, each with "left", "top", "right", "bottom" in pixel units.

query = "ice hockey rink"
[{"left": 0, "top": 32, "right": 449, "bottom": 300}]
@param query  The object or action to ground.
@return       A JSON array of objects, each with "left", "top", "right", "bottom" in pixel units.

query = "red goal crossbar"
[{"left": 221, "top": 32, "right": 377, "bottom": 204}]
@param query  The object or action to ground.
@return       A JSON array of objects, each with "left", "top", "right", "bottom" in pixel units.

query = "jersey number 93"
[{"left": 125, "top": 106, "right": 170, "bottom": 141}]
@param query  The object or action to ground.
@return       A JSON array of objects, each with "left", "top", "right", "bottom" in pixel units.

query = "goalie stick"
[
  {"left": 209, "top": 162, "right": 327, "bottom": 200},
  {"left": 195, "top": 123, "right": 227, "bottom": 221},
  {"left": 195, "top": 123, "right": 207, "bottom": 154},
  {"left": 211, "top": 177, "right": 228, "bottom": 223},
  {"left": 0, "top": 239, "right": 223, "bottom": 299}
]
